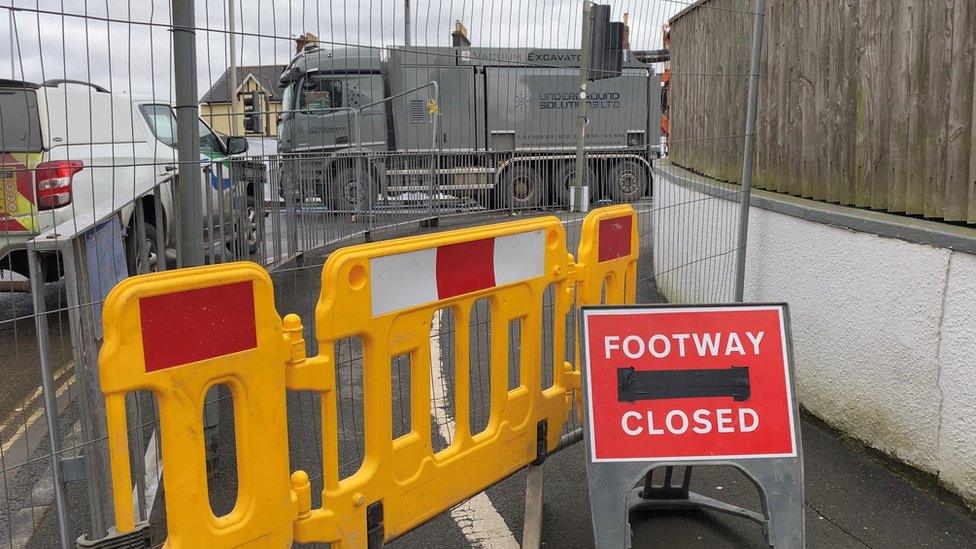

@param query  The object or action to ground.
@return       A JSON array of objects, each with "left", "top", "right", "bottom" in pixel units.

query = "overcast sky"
[{"left": 1, "top": 0, "right": 680, "bottom": 99}]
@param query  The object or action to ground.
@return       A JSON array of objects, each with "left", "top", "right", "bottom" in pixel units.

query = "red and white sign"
[
  {"left": 369, "top": 230, "right": 545, "bottom": 316},
  {"left": 581, "top": 304, "right": 797, "bottom": 462}
]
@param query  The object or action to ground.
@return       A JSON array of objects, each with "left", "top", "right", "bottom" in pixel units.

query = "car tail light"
[{"left": 35, "top": 160, "right": 82, "bottom": 210}]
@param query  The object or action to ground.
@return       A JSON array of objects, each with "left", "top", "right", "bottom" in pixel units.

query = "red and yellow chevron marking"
[{"left": 0, "top": 151, "right": 40, "bottom": 233}]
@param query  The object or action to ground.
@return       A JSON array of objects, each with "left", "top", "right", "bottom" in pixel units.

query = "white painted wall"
[{"left": 653, "top": 172, "right": 976, "bottom": 507}]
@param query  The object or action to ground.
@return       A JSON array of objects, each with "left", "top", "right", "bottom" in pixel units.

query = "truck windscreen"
[
  {"left": 300, "top": 75, "right": 343, "bottom": 110},
  {"left": 281, "top": 83, "right": 296, "bottom": 115},
  {"left": 0, "top": 89, "right": 43, "bottom": 152}
]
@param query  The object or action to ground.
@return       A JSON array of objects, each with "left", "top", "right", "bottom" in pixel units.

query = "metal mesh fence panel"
[{"left": 0, "top": 0, "right": 761, "bottom": 545}]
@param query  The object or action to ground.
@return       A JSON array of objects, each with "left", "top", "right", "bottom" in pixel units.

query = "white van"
[{"left": 0, "top": 79, "right": 259, "bottom": 281}]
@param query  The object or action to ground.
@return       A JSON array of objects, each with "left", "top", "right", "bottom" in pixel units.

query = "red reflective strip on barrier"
[
  {"left": 436, "top": 238, "right": 495, "bottom": 299},
  {"left": 598, "top": 216, "right": 632, "bottom": 262},
  {"left": 139, "top": 280, "right": 257, "bottom": 372}
]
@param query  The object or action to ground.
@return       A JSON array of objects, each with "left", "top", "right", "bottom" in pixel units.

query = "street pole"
[
  {"left": 404, "top": 0, "right": 412, "bottom": 47},
  {"left": 733, "top": 0, "right": 766, "bottom": 302},
  {"left": 228, "top": 0, "right": 240, "bottom": 136},
  {"left": 9, "top": 12, "right": 15, "bottom": 78},
  {"left": 173, "top": 0, "right": 205, "bottom": 267},
  {"left": 571, "top": 0, "right": 593, "bottom": 213}
]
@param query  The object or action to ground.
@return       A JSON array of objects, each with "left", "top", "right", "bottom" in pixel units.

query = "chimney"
[
  {"left": 295, "top": 32, "right": 319, "bottom": 55},
  {"left": 623, "top": 12, "right": 631, "bottom": 51},
  {"left": 452, "top": 20, "right": 471, "bottom": 47}
]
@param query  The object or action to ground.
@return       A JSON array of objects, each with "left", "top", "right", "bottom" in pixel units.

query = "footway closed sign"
[{"left": 580, "top": 304, "right": 798, "bottom": 462}]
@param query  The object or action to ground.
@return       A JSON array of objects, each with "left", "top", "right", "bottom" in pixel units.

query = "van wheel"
[
  {"left": 501, "top": 165, "right": 543, "bottom": 209},
  {"left": 332, "top": 163, "right": 378, "bottom": 213},
  {"left": 553, "top": 162, "right": 596, "bottom": 206},
  {"left": 229, "top": 195, "right": 259, "bottom": 255},
  {"left": 609, "top": 160, "right": 649, "bottom": 202},
  {"left": 125, "top": 222, "right": 159, "bottom": 276}
]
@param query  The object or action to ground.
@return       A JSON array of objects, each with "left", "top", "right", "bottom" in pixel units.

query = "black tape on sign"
[{"left": 617, "top": 366, "right": 751, "bottom": 403}]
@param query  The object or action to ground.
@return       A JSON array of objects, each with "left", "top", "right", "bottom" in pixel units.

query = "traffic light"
[
  {"left": 242, "top": 89, "right": 263, "bottom": 134},
  {"left": 588, "top": 4, "right": 624, "bottom": 81}
]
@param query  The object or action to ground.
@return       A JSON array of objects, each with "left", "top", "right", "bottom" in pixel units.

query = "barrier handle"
[{"left": 105, "top": 392, "right": 136, "bottom": 532}]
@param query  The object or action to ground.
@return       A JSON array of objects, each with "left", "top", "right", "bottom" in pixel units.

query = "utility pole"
[
  {"left": 733, "top": 0, "right": 767, "bottom": 302},
  {"left": 571, "top": 1, "right": 593, "bottom": 212},
  {"left": 172, "top": 0, "right": 204, "bottom": 267},
  {"left": 404, "top": 0, "right": 412, "bottom": 47},
  {"left": 9, "top": 12, "right": 15, "bottom": 78},
  {"left": 227, "top": 0, "right": 240, "bottom": 136}
]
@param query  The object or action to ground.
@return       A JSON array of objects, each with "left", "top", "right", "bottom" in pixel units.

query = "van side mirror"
[{"left": 226, "top": 136, "right": 249, "bottom": 155}]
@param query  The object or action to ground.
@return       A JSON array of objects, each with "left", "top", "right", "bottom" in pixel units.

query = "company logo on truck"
[
  {"left": 527, "top": 52, "right": 582, "bottom": 63},
  {"left": 533, "top": 91, "right": 621, "bottom": 110}
]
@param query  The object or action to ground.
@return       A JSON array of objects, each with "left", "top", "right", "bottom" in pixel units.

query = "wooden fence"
[{"left": 668, "top": 0, "right": 976, "bottom": 224}]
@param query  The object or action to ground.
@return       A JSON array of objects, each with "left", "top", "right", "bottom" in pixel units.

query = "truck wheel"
[
  {"left": 125, "top": 222, "right": 159, "bottom": 276},
  {"left": 332, "top": 163, "right": 378, "bottom": 213},
  {"left": 609, "top": 160, "right": 649, "bottom": 202},
  {"left": 501, "top": 165, "right": 544, "bottom": 209},
  {"left": 553, "top": 162, "right": 596, "bottom": 207}
]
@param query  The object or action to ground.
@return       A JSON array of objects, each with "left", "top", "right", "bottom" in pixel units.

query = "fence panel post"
[
  {"left": 734, "top": 0, "right": 768, "bottom": 302},
  {"left": 172, "top": 0, "right": 204, "bottom": 267}
]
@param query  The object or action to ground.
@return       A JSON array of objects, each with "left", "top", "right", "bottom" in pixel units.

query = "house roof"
[{"left": 200, "top": 65, "right": 287, "bottom": 103}]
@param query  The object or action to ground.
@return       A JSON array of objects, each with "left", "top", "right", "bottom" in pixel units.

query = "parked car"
[{"left": 0, "top": 79, "right": 259, "bottom": 282}]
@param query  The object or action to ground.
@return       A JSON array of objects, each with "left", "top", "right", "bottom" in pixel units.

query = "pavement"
[
  {"left": 392, "top": 413, "right": 976, "bottom": 548},
  {"left": 3, "top": 203, "right": 976, "bottom": 547}
]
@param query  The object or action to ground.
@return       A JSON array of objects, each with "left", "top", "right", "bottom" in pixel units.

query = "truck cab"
[{"left": 278, "top": 48, "right": 388, "bottom": 154}]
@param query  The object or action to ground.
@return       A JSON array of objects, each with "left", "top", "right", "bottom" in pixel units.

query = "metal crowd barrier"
[{"left": 96, "top": 204, "right": 638, "bottom": 547}]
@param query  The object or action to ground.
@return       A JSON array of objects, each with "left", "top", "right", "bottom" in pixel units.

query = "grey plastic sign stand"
[{"left": 579, "top": 304, "right": 804, "bottom": 548}]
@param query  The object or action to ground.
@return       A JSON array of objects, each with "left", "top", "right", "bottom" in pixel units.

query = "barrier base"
[
  {"left": 628, "top": 486, "right": 767, "bottom": 525},
  {"left": 77, "top": 523, "right": 152, "bottom": 549},
  {"left": 628, "top": 467, "right": 768, "bottom": 538}
]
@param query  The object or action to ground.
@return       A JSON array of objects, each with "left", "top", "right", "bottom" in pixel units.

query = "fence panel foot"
[{"left": 521, "top": 463, "right": 545, "bottom": 549}]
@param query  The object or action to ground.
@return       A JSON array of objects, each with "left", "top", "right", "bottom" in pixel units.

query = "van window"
[
  {"left": 140, "top": 104, "right": 177, "bottom": 147},
  {"left": 0, "top": 89, "right": 43, "bottom": 152},
  {"left": 197, "top": 119, "right": 224, "bottom": 155},
  {"left": 300, "top": 75, "right": 342, "bottom": 111},
  {"left": 140, "top": 104, "right": 225, "bottom": 154}
]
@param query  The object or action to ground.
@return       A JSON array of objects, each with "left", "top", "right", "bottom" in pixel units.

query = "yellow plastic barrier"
[
  {"left": 575, "top": 204, "right": 639, "bottom": 307},
  {"left": 288, "top": 215, "right": 574, "bottom": 545},
  {"left": 99, "top": 263, "right": 304, "bottom": 547},
  {"left": 568, "top": 204, "right": 639, "bottom": 413},
  {"left": 99, "top": 207, "right": 639, "bottom": 548}
]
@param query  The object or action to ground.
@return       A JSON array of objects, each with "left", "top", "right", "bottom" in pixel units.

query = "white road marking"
[
  {"left": 1, "top": 371, "right": 74, "bottom": 455},
  {"left": 133, "top": 431, "right": 162, "bottom": 521},
  {"left": 0, "top": 364, "right": 70, "bottom": 436},
  {"left": 430, "top": 310, "right": 519, "bottom": 548}
]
